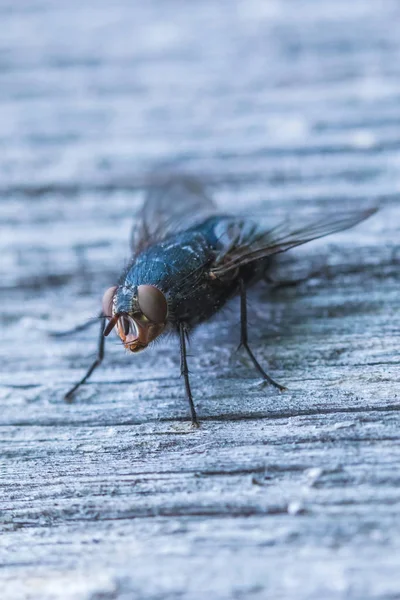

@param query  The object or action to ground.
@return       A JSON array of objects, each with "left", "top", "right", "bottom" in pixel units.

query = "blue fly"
[{"left": 64, "top": 177, "right": 375, "bottom": 425}]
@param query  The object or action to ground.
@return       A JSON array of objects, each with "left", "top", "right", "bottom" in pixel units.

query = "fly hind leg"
[
  {"left": 238, "top": 278, "right": 286, "bottom": 391},
  {"left": 64, "top": 315, "right": 107, "bottom": 401}
]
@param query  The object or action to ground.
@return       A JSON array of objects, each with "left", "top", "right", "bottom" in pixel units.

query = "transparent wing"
[
  {"left": 210, "top": 208, "right": 377, "bottom": 277},
  {"left": 131, "top": 175, "right": 217, "bottom": 255}
]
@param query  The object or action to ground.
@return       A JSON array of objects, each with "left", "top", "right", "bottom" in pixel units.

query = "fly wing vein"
[
  {"left": 210, "top": 208, "right": 377, "bottom": 276},
  {"left": 130, "top": 176, "right": 217, "bottom": 255}
]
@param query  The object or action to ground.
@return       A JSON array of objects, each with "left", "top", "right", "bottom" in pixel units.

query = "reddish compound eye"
[
  {"left": 137, "top": 285, "right": 168, "bottom": 323},
  {"left": 102, "top": 286, "right": 117, "bottom": 319}
]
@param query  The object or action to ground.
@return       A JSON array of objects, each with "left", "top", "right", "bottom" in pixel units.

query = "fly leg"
[
  {"left": 179, "top": 323, "right": 199, "bottom": 427},
  {"left": 263, "top": 272, "right": 313, "bottom": 289},
  {"left": 64, "top": 315, "right": 106, "bottom": 401},
  {"left": 50, "top": 315, "right": 100, "bottom": 338},
  {"left": 238, "top": 278, "right": 286, "bottom": 391},
  {"left": 263, "top": 265, "right": 329, "bottom": 289}
]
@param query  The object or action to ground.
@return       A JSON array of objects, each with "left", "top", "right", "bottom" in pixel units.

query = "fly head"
[{"left": 101, "top": 284, "right": 168, "bottom": 352}]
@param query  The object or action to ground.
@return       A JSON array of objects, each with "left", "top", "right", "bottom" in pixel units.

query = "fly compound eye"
[
  {"left": 137, "top": 285, "right": 168, "bottom": 323},
  {"left": 102, "top": 286, "right": 117, "bottom": 319}
]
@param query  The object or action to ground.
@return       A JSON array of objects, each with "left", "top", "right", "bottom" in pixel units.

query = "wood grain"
[{"left": 0, "top": 1, "right": 399, "bottom": 598}]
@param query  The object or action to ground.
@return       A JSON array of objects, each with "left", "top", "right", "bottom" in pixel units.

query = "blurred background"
[
  {"left": 1, "top": 0, "right": 399, "bottom": 298},
  {"left": 1, "top": 2, "right": 400, "bottom": 599}
]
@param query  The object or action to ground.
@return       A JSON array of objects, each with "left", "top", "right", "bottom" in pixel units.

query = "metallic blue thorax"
[{"left": 115, "top": 217, "right": 258, "bottom": 327}]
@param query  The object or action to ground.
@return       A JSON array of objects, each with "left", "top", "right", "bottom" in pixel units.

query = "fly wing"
[
  {"left": 210, "top": 208, "right": 377, "bottom": 277},
  {"left": 131, "top": 176, "right": 217, "bottom": 255}
]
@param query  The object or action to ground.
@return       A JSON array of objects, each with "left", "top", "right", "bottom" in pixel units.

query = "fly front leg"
[
  {"left": 50, "top": 313, "right": 101, "bottom": 338},
  {"left": 179, "top": 323, "right": 199, "bottom": 427},
  {"left": 64, "top": 315, "right": 107, "bottom": 401},
  {"left": 238, "top": 279, "right": 286, "bottom": 391}
]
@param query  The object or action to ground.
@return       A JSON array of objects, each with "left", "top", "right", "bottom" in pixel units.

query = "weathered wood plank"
[{"left": 0, "top": 1, "right": 399, "bottom": 599}]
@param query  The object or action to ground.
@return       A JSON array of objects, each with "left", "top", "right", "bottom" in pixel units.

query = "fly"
[{"left": 64, "top": 176, "right": 376, "bottom": 426}]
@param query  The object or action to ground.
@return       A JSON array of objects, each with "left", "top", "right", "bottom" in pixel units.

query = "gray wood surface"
[{"left": 0, "top": 1, "right": 399, "bottom": 599}]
